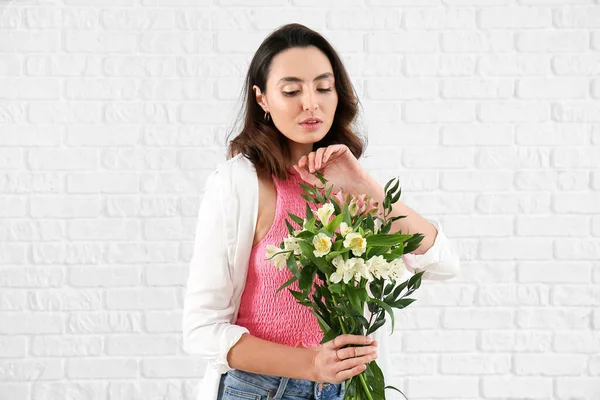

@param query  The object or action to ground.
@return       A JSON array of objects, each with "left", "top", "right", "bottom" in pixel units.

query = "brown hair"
[{"left": 225, "top": 23, "right": 368, "bottom": 181}]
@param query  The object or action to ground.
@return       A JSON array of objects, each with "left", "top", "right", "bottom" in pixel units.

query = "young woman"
[{"left": 182, "top": 23, "right": 460, "bottom": 400}]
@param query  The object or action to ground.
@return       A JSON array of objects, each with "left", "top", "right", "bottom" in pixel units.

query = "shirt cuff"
[{"left": 402, "top": 218, "right": 460, "bottom": 281}]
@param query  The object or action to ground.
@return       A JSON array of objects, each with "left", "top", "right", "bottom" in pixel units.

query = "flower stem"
[{"left": 333, "top": 294, "right": 374, "bottom": 400}]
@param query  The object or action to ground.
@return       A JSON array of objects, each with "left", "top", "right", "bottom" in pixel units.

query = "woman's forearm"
[{"left": 226, "top": 333, "right": 316, "bottom": 381}]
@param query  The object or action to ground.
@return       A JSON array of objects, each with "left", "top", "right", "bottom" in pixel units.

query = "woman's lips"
[{"left": 299, "top": 121, "right": 322, "bottom": 131}]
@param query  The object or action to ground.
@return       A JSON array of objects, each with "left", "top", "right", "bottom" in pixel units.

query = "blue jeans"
[{"left": 217, "top": 369, "right": 345, "bottom": 400}]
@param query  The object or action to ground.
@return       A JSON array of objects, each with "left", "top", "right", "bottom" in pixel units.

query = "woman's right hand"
[{"left": 309, "top": 334, "right": 379, "bottom": 384}]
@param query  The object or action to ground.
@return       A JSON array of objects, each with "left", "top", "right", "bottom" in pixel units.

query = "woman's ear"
[{"left": 253, "top": 85, "right": 268, "bottom": 112}]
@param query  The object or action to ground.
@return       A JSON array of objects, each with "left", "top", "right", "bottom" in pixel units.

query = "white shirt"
[{"left": 182, "top": 153, "right": 460, "bottom": 400}]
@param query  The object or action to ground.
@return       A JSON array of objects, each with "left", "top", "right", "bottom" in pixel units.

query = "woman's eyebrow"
[{"left": 276, "top": 72, "right": 334, "bottom": 85}]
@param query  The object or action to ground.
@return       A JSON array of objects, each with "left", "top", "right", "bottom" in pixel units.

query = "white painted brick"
[
  {"left": 441, "top": 124, "right": 513, "bottom": 145},
  {"left": 67, "top": 312, "right": 141, "bottom": 334},
  {"left": 406, "top": 377, "right": 479, "bottom": 397},
  {"left": 479, "top": 7, "right": 552, "bottom": 28},
  {"left": 482, "top": 377, "right": 552, "bottom": 398},
  {"left": 480, "top": 238, "right": 553, "bottom": 260},
  {"left": 405, "top": 101, "right": 475, "bottom": 122},
  {"left": 101, "top": 8, "right": 176, "bottom": 30},
  {"left": 388, "top": 354, "right": 436, "bottom": 375},
  {"left": 144, "top": 310, "right": 183, "bottom": 333},
  {"left": 143, "top": 219, "right": 195, "bottom": 241},
  {"left": 105, "top": 103, "right": 174, "bottom": 124},
  {"left": 29, "top": 289, "right": 103, "bottom": 311},
  {"left": 517, "top": 308, "right": 591, "bottom": 329},
  {"left": 29, "top": 102, "right": 103, "bottom": 124},
  {"left": 478, "top": 54, "right": 550, "bottom": 76},
  {"left": 553, "top": 285, "right": 600, "bottom": 306},
  {"left": 442, "top": 171, "right": 512, "bottom": 191},
  {"left": 141, "top": 358, "right": 204, "bottom": 378},
  {"left": 0, "top": 198, "right": 27, "bottom": 217},
  {"left": 0, "top": 79, "right": 60, "bottom": 100},
  {"left": 476, "top": 192, "right": 551, "bottom": 214},
  {"left": 553, "top": 55, "right": 600, "bottom": 76},
  {"left": 442, "top": 309, "right": 513, "bottom": 328},
  {"left": 442, "top": 31, "right": 512, "bottom": 52},
  {"left": 31, "top": 197, "right": 101, "bottom": 218},
  {"left": 103, "top": 56, "right": 176, "bottom": 77},
  {"left": 517, "top": 78, "right": 590, "bottom": 99},
  {"left": 441, "top": 78, "right": 513, "bottom": 99},
  {"left": 106, "top": 334, "right": 179, "bottom": 355},
  {"left": 441, "top": 216, "right": 513, "bottom": 237},
  {"left": 140, "top": 171, "right": 204, "bottom": 193},
  {"left": 554, "top": 7, "right": 600, "bottom": 28},
  {"left": 101, "top": 148, "right": 177, "bottom": 170},
  {"left": 328, "top": 8, "right": 400, "bottom": 30},
  {"left": 518, "top": 261, "right": 592, "bottom": 283},
  {"left": 31, "top": 383, "right": 106, "bottom": 400},
  {"left": 0, "top": 32, "right": 60, "bottom": 53},
  {"left": 593, "top": 216, "right": 600, "bottom": 236},
  {"left": 25, "top": 55, "right": 102, "bottom": 77},
  {"left": 105, "top": 243, "right": 178, "bottom": 263},
  {"left": 0, "top": 336, "right": 27, "bottom": 358},
  {"left": 0, "top": 360, "right": 63, "bottom": 381},
  {"left": 479, "top": 102, "right": 550, "bottom": 122},
  {"left": 140, "top": 32, "right": 212, "bottom": 54},
  {"left": 67, "top": 173, "right": 139, "bottom": 194},
  {"left": 554, "top": 193, "right": 600, "bottom": 213},
  {"left": 555, "top": 239, "right": 600, "bottom": 260},
  {"left": 368, "top": 32, "right": 438, "bottom": 53},
  {"left": 0, "top": 384, "right": 29, "bottom": 400},
  {"left": 65, "top": 31, "right": 137, "bottom": 53},
  {"left": 556, "top": 378, "right": 600, "bottom": 399},
  {"left": 0, "top": 290, "right": 27, "bottom": 311},
  {"left": 551, "top": 332, "right": 595, "bottom": 355},
  {"left": 516, "top": 123, "right": 589, "bottom": 145},
  {"left": 67, "top": 359, "right": 137, "bottom": 379},
  {"left": 0, "top": 313, "right": 63, "bottom": 334},
  {"left": 517, "top": 31, "right": 589, "bottom": 52},
  {"left": 515, "top": 354, "right": 587, "bottom": 376},
  {"left": 402, "top": 331, "right": 477, "bottom": 352},
  {"left": 31, "top": 336, "right": 102, "bottom": 357},
  {"left": 69, "top": 266, "right": 140, "bottom": 288},
  {"left": 476, "top": 284, "right": 550, "bottom": 306},
  {"left": 105, "top": 288, "right": 178, "bottom": 310},
  {"left": 458, "top": 261, "right": 516, "bottom": 283},
  {"left": 405, "top": 8, "right": 475, "bottom": 30},
  {"left": 440, "top": 354, "right": 511, "bottom": 374},
  {"left": 517, "top": 215, "right": 589, "bottom": 236},
  {"left": 481, "top": 330, "right": 552, "bottom": 352},
  {"left": 366, "top": 78, "right": 437, "bottom": 100}
]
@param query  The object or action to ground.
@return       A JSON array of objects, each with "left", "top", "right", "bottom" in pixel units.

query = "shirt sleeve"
[
  {"left": 181, "top": 168, "right": 250, "bottom": 374},
  {"left": 402, "top": 218, "right": 460, "bottom": 281}
]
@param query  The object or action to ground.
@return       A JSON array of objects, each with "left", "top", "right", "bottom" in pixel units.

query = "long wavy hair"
[{"left": 225, "top": 23, "right": 368, "bottom": 181}]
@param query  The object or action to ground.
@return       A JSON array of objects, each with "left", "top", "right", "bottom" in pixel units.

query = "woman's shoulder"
[{"left": 209, "top": 153, "right": 257, "bottom": 194}]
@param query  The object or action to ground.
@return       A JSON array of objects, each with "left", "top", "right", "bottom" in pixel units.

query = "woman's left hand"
[{"left": 292, "top": 144, "right": 372, "bottom": 196}]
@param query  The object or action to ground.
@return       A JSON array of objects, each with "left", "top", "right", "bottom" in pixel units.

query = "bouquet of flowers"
[{"left": 265, "top": 171, "right": 426, "bottom": 400}]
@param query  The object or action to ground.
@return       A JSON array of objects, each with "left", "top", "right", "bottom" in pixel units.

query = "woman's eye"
[{"left": 283, "top": 88, "right": 333, "bottom": 97}]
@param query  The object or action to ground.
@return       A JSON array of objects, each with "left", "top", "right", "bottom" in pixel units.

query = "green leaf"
[
  {"left": 366, "top": 315, "right": 385, "bottom": 335},
  {"left": 367, "top": 297, "right": 395, "bottom": 332},
  {"left": 287, "top": 211, "right": 304, "bottom": 228},
  {"left": 300, "top": 193, "right": 319, "bottom": 204},
  {"left": 286, "top": 254, "right": 300, "bottom": 279},
  {"left": 325, "top": 212, "right": 344, "bottom": 233},
  {"left": 299, "top": 263, "right": 316, "bottom": 292},
  {"left": 385, "top": 280, "right": 408, "bottom": 303},
  {"left": 298, "top": 182, "right": 316, "bottom": 195},
  {"left": 275, "top": 275, "right": 298, "bottom": 294},
  {"left": 328, "top": 283, "right": 342, "bottom": 294},
  {"left": 389, "top": 298, "right": 416, "bottom": 309},
  {"left": 367, "top": 233, "right": 412, "bottom": 247}
]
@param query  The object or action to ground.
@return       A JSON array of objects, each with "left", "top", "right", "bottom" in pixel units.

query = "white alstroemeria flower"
[
  {"left": 330, "top": 255, "right": 354, "bottom": 284},
  {"left": 312, "top": 232, "right": 332, "bottom": 257},
  {"left": 366, "top": 255, "right": 391, "bottom": 280},
  {"left": 343, "top": 232, "right": 367, "bottom": 257},
  {"left": 266, "top": 244, "right": 290, "bottom": 270},
  {"left": 388, "top": 258, "right": 406, "bottom": 281},
  {"left": 316, "top": 202, "right": 335, "bottom": 225},
  {"left": 348, "top": 257, "right": 372, "bottom": 282},
  {"left": 283, "top": 235, "right": 302, "bottom": 255},
  {"left": 339, "top": 222, "right": 353, "bottom": 238}
]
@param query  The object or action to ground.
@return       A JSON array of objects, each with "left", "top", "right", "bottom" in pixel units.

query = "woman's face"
[{"left": 253, "top": 46, "right": 338, "bottom": 164}]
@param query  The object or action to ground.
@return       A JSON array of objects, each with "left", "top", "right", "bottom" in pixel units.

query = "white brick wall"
[{"left": 0, "top": 1, "right": 599, "bottom": 399}]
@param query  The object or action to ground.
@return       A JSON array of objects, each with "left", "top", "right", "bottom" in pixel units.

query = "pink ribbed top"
[{"left": 235, "top": 167, "right": 324, "bottom": 348}]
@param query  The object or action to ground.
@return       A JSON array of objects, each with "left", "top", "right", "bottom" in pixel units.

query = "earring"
[{"left": 264, "top": 111, "right": 270, "bottom": 121}]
